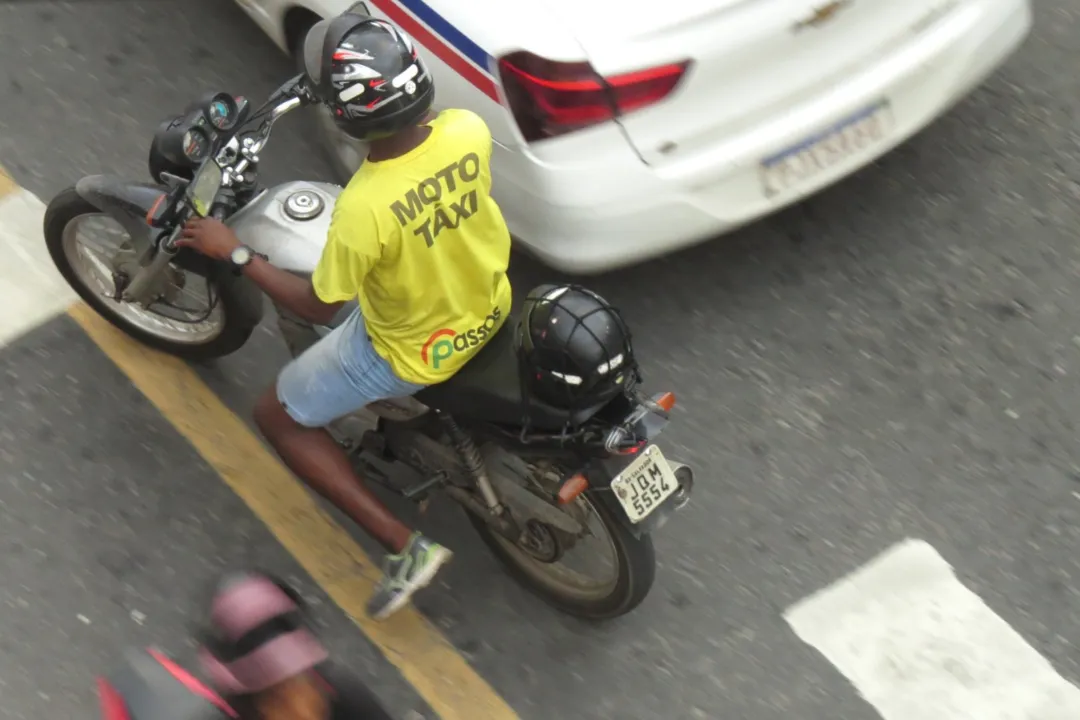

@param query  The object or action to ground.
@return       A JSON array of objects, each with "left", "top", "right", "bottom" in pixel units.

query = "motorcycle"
[
  {"left": 98, "top": 647, "right": 236, "bottom": 720},
  {"left": 43, "top": 74, "right": 696, "bottom": 619}
]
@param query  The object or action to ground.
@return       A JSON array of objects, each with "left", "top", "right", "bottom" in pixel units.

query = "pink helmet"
[{"left": 198, "top": 572, "right": 329, "bottom": 695}]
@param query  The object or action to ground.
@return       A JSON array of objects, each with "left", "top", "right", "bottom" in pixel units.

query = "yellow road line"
[
  {"left": 67, "top": 302, "right": 520, "bottom": 720},
  {"left": 0, "top": 169, "right": 17, "bottom": 199},
  {"left": 0, "top": 157, "right": 517, "bottom": 717}
]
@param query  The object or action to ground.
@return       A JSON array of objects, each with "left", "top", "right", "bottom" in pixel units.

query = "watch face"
[{"left": 231, "top": 246, "right": 252, "bottom": 265}]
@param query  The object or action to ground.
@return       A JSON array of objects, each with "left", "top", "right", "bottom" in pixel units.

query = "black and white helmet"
[
  {"left": 517, "top": 284, "right": 640, "bottom": 411},
  {"left": 301, "top": 13, "right": 434, "bottom": 141}
]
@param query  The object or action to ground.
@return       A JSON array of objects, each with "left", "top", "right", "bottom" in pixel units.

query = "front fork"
[
  {"left": 68, "top": 174, "right": 265, "bottom": 328},
  {"left": 117, "top": 189, "right": 239, "bottom": 306},
  {"left": 120, "top": 226, "right": 182, "bottom": 304}
]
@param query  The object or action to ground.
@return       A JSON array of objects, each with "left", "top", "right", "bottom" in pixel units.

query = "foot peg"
[{"left": 401, "top": 472, "right": 447, "bottom": 501}]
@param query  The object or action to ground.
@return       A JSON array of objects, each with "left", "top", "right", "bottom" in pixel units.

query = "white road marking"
[
  {"left": 0, "top": 189, "right": 75, "bottom": 346},
  {"left": 784, "top": 539, "right": 1080, "bottom": 720}
]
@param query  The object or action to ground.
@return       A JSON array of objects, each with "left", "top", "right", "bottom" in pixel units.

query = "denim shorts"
[{"left": 276, "top": 307, "right": 426, "bottom": 428}]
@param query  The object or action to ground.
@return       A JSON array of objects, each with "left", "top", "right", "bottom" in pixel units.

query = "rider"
[
  {"left": 178, "top": 12, "right": 513, "bottom": 620},
  {"left": 200, "top": 571, "right": 395, "bottom": 719}
]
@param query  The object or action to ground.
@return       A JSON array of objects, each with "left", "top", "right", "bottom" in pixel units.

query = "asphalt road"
[{"left": 2, "top": 1, "right": 1080, "bottom": 718}]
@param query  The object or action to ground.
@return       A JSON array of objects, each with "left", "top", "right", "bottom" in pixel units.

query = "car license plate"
[
  {"left": 611, "top": 445, "right": 680, "bottom": 524},
  {"left": 760, "top": 101, "right": 893, "bottom": 198}
]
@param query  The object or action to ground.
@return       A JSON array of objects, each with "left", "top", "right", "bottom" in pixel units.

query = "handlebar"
[
  {"left": 216, "top": 75, "right": 314, "bottom": 189},
  {"left": 125, "top": 76, "right": 316, "bottom": 304},
  {"left": 244, "top": 94, "right": 304, "bottom": 159}
]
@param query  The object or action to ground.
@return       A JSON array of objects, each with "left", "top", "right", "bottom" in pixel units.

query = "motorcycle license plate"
[{"left": 611, "top": 445, "right": 679, "bottom": 524}]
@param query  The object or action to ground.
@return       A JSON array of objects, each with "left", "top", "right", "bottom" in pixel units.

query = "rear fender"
[
  {"left": 74, "top": 175, "right": 264, "bottom": 328},
  {"left": 587, "top": 406, "right": 691, "bottom": 538}
]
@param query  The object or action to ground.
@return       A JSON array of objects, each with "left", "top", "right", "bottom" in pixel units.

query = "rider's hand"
[{"left": 178, "top": 217, "right": 241, "bottom": 261}]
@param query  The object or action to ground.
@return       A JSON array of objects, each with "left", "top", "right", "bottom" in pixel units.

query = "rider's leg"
[
  {"left": 253, "top": 308, "right": 452, "bottom": 620},
  {"left": 253, "top": 386, "right": 411, "bottom": 552}
]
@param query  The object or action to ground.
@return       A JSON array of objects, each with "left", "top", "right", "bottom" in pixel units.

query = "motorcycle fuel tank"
[{"left": 227, "top": 181, "right": 341, "bottom": 274}]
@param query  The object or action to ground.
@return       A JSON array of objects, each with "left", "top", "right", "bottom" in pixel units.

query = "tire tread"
[{"left": 467, "top": 491, "right": 657, "bottom": 620}]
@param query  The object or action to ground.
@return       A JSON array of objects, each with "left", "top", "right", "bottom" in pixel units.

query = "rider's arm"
[
  {"left": 243, "top": 204, "right": 380, "bottom": 325},
  {"left": 240, "top": 259, "right": 342, "bottom": 326},
  {"left": 307, "top": 203, "right": 381, "bottom": 313}
]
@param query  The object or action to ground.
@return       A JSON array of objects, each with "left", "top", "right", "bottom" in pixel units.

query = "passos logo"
[{"left": 421, "top": 308, "right": 502, "bottom": 369}]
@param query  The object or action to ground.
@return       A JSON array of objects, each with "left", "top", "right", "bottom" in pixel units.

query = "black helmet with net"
[
  {"left": 517, "top": 284, "right": 640, "bottom": 414},
  {"left": 301, "top": 13, "right": 434, "bottom": 142}
]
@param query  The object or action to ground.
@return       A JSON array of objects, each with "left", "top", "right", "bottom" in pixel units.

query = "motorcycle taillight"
[
  {"left": 97, "top": 678, "right": 131, "bottom": 720},
  {"left": 604, "top": 425, "right": 647, "bottom": 455}
]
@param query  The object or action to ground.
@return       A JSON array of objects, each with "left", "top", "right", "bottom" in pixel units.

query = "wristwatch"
[{"left": 229, "top": 245, "right": 266, "bottom": 274}]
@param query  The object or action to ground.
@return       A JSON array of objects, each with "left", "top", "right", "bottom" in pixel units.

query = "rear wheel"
[
  {"left": 43, "top": 188, "right": 256, "bottom": 360},
  {"left": 467, "top": 489, "right": 656, "bottom": 620}
]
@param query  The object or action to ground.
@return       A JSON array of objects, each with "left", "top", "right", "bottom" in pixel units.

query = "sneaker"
[{"left": 366, "top": 534, "right": 453, "bottom": 621}]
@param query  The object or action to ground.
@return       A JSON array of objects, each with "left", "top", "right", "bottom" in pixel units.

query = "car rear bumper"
[{"left": 504, "top": 0, "right": 1032, "bottom": 274}]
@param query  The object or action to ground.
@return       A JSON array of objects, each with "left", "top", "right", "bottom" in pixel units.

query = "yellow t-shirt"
[{"left": 311, "top": 109, "right": 513, "bottom": 385}]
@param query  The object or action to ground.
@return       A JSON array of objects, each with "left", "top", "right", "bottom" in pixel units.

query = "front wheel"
[
  {"left": 43, "top": 187, "right": 257, "bottom": 361},
  {"left": 468, "top": 490, "right": 657, "bottom": 620}
]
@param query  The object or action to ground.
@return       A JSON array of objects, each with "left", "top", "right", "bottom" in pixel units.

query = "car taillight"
[{"left": 496, "top": 51, "right": 690, "bottom": 142}]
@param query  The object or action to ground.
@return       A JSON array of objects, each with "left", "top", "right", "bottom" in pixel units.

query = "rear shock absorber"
[{"left": 439, "top": 413, "right": 504, "bottom": 514}]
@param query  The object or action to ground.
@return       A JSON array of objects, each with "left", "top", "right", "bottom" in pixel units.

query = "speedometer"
[
  {"left": 208, "top": 99, "right": 231, "bottom": 130},
  {"left": 182, "top": 128, "right": 210, "bottom": 162},
  {"left": 201, "top": 92, "right": 239, "bottom": 131}
]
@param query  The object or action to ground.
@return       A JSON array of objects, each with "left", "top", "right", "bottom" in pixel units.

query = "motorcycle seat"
[{"left": 415, "top": 318, "right": 608, "bottom": 431}]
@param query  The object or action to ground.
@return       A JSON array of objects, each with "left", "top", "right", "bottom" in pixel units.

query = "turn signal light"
[
  {"left": 655, "top": 392, "right": 676, "bottom": 412},
  {"left": 557, "top": 473, "right": 589, "bottom": 505},
  {"left": 145, "top": 193, "right": 167, "bottom": 226}
]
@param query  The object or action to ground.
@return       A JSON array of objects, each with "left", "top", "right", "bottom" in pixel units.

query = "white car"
[{"left": 233, "top": 0, "right": 1032, "bottom": 273}]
